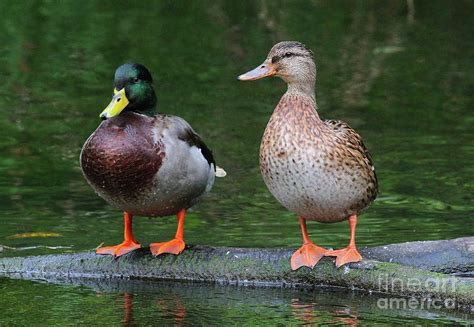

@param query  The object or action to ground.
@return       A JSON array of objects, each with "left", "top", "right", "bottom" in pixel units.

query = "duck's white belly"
[{"left": 138, "top": 139, "right": 215, "bottom": 216}]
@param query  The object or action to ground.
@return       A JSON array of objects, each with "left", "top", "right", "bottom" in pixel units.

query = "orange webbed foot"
[
  {"left": 150, "top": 238, "right": 186, "bottom": 256},
  {"left": 96, "top": 240, "right": 141, "bottom": 257},
  {"left": 324, "top": 246, "right": 362, "bottom": 268},
  {"left": 291, "top": 242, "right": 327, "bottom": 270}
]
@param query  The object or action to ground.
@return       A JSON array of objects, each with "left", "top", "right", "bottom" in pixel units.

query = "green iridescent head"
[{"left": 100, "top": 63, "right": 157, "bottom": 119}]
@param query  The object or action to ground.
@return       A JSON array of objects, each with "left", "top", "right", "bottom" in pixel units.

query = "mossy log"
[{"left": 0, "top": 237, "right": 473, "bottom": 312}]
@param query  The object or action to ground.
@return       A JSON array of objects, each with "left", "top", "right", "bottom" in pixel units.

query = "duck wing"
[
  {"left": 324, "top": 120, "right": 374, "bottom": 165},
  {"left": 324, "top": 119, "right": 378, "bottom": 198},
  {"left": 164, "top": 115, "right": 216, "bottom": 170}
]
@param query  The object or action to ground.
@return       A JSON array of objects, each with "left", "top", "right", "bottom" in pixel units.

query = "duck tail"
[{"left": 215, "top": 166, "right": 227, "bottom": 177}]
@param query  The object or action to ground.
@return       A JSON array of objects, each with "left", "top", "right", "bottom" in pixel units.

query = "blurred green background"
[{"left": 0, "top": 0, "right": 472, "bottom": 325}]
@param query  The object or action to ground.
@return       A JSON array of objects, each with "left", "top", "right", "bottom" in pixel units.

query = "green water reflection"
[
  {"left": 0, "top": 0, "right": 473, "bottom": 325},
  {"left": 1, "top": 277, "right": 472, "bottom": 326}
]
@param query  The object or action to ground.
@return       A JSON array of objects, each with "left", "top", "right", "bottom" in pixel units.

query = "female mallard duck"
[
  {"left": 238, "top": 41, "right": 377, "bottom": 270},
  {"left": 81, "top": 63, "right": 224, "bottom": 257}
]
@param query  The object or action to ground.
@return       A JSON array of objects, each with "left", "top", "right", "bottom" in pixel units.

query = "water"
[
  {"left": 1, "top": 278, "right": 472, "bottom": 326},
  {"left": 0, "top": 0, "right": 473, "bottom": 325}
]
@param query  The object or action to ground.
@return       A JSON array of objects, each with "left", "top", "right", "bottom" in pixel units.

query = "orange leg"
[
  {"left": 121, "top": 293, "right": 133, "bottom": 325},
  {"left": 150, "top": 209, "right": 186, "bottom": 256},
  {"left": 96, "top": 212, "right": 141, "bottom": 257},
  {"left": 324, "top": 214, "right": 362, "bottom": 267},
  {"left": 291, "top": 217, "right": 327, "bottom": 270}
]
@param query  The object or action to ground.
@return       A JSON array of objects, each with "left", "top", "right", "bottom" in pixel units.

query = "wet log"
[
  {"left": 0, "top": 237, "right": 473, "bottom": 312},
  {"left": 364, "top": 237, "right": 473, "bottom": 275}
]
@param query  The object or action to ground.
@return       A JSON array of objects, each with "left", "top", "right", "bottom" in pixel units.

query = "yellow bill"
[{"left": 99, "top": 88, "right": 129, "bottom": 119}]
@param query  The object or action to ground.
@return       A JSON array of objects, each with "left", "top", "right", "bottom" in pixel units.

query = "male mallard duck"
[
  {"left": 81, "top": 63, "right": 224, "bottom": 257},
  {"left": 238, "top": 41, "right": 377, "bottom": 270}
]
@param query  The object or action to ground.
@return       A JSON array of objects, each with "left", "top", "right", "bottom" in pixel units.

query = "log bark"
[
  {"left": 0, "top": 237, "right": 473, "bottom": 312},
  {"left": 364, "top": 237, "right": 474, "bottom": 275}
]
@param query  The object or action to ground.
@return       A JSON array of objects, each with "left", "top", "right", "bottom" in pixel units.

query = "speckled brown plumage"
[
  {"left": 260, "top": 93, "right": 377, "bottom": 223},
  {"left": 239, "top": 41, "right": 377, "bottom": 268}
]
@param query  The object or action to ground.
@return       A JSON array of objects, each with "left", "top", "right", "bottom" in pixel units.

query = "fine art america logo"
[{"left": 377, "top": 274, "right": 458, "bottom": 310}]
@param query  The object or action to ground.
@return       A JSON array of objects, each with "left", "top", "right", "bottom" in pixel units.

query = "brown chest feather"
[{"left": 81, "top": 114, "right": 165, "bottom": 199}]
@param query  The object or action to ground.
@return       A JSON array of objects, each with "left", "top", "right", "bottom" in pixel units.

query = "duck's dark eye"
[
  {"left": 284, "top": 52, "right": 293, "bottom": 58},
  {"left": 133, "top": 77, "right": 140, "bottom": 83}
]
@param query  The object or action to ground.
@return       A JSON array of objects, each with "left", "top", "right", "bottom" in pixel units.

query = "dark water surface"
[{"left": 0, "top": 1, "right": 473, "bottom": 325}]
